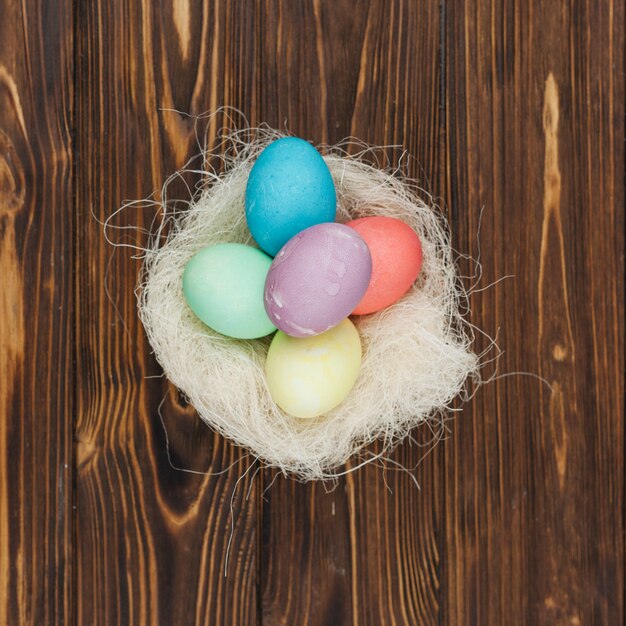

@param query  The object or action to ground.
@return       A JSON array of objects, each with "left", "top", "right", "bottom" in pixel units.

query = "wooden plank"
[
  {"left": 442, "top": 1, "right": 624, "bottom": 624},
  {"left": 346, "top": 1, "right": 445, "bottom": 624},
  {"left": 0, "top": 1, "right": 74, "bottom": 624},
  {"left": 256, "top": 2, "right": 367, "bottom": 622},
  {"left": 74, "top": 2, "right": 258, "bottom": 624},
  {"left": 258, "top": 1, "right": 445, "bottom": 624}
]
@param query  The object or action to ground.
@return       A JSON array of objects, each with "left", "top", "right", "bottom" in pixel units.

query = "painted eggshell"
[
  {"left": 182, "top": 243, "right": 276, "bottom": 339},
  {"left": 346, "top": 216, "right": 423, "bottom": 315},
  {"left": 265, "top": 318, "right": 362, "bottom": 418},
  {"left": 245, "top": 137, "right": 337, "bottom": 256},
  {"left": 264, "top": 223, "right": 372, "bottom": 337}
]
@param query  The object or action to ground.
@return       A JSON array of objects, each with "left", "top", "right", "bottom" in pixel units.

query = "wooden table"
[{"left": 0, "top": 1, "right": 623, "bottom": 624}]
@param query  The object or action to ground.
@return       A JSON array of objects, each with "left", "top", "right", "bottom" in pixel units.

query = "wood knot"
[
  {"left": 76, "top": 437, "right": 99, "bottom": 470},
  {"left": 0, "top": 130, "right": 26, "bottom": 215},
  {"left": 542, "top": 73, "right": 559, "bottom": 134}
]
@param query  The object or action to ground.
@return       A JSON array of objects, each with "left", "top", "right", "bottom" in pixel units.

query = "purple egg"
[{"left": 264, "top": 223, "right": 372, "bottom": 337}]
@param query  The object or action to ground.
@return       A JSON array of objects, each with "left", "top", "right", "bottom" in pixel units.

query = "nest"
[{"left": 133, "top": 125, "right": 479, "bottom": 480}]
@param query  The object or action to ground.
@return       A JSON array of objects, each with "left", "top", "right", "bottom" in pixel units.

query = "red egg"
[{"left": 346, "top": 216, "right": 423, "bottom": 315}]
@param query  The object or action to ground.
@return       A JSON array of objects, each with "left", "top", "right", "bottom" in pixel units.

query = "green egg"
[{"left": 183, "top": 243, "right": 276, "bottom": 339}]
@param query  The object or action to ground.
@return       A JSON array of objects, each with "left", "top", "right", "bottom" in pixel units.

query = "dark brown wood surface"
[
  {"left": 0, "top": 1, "right": 623, "bottom": 624},
  {"left": 0, "top": 0, "right": 74, "bottom": 624}
]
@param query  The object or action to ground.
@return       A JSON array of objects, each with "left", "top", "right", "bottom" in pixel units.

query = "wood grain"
[
  {"left": 346, "top": 3, "right": 445, "bottom": 624},
  {"left": 0, "top": 0, "right": 74, "bottom": 624},
  {"left": 74, "top": 2, "right": 258, "bottom": 625},
  {"left": 0, "top": 0, "right": 623, "bottom": 624},
  {"left": 258, "top": 4, "right": 446, "bottom": 625},
  {"left": 443, "top": 1, "right": 624, "bottom": 624}
]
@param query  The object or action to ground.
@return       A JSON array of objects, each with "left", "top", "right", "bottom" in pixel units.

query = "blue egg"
[{"left": 245, "top": 137, "right": 337, "bottom": 256}]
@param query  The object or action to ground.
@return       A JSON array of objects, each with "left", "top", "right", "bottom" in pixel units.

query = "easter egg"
[
  {"left": 264, "top": 223, "right": 372, "bottom": 337},
  {"left": 245, "top": 137, "right": 337, "bottom": 255},
  {"left": 182, "top": 243, "right": 276, "bottom": 339},
  {"left": 266, "top": 318, "right": 362, "bottom": 418},
  {"left": 346, "top": 216, "right": 423, "bottom": 315}
]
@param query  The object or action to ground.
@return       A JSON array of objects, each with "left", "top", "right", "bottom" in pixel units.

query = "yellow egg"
[{"left": 265, "top": 319, "right": 362, "bottom": 418}]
